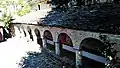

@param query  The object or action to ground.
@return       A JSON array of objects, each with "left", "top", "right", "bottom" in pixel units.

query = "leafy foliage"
[
  {"left": 17, "top": 0, "right": 31, "bottom": 16},
  {"left": 2, "top": 14, "right": 12, "bottom": 27},
  {"left": 0, "top": 0, "right": 39, "bottom": 27},
  {"left": 0, "top": 0, "right": 13, "bottom": 27},
  {"left": 99, "top": 35, "right": 120, "bottom": 68}
]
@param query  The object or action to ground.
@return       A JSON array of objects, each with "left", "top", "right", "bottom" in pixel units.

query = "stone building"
[{"left": 11, "top": 3, "right": 120, "bottom": 68}]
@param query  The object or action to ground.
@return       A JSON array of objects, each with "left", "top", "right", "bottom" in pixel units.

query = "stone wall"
[
  {"left": 13, "top": 24, "right": 120, "bottom": 47},
  {"left": 12, "top": 23, "right": 120, "bottom": 67}
]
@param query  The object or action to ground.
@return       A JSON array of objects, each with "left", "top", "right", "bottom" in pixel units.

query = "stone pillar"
[
  {"left": 76, "top": 49, "right": 82, "bottom": 68},
  {"left": 55, "top": 42, "right": 60, "bottom": 55},
  {"left": 42, "top": 38, "right": 47, "bottom": 48}
]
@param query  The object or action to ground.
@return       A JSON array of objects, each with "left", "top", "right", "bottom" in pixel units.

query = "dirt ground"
[{"left": 0, "top": 37, "right": 41, "bottom": 68}]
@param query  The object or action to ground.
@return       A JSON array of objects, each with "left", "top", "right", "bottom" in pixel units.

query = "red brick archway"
[
  {"left": 58, "top": 33, "right": 75, "bottom": 61},
  {"left": 43, "top": 30, "right": 54, "bottom": 51}
]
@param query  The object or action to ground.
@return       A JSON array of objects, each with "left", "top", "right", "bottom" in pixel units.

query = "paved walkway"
[{"left": 0, "top": 37, "right": 41, "bottom": 68}]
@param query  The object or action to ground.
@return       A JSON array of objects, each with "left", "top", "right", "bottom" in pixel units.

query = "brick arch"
[
  {"left": 43, "top": 30, "right": 53, "bottom": 40},
  {"left": 58, "top": 33, "right": 76, "bottom": 63},
  {"left": 80, "top": 37, "right": 105, "bottom": 68},
  {"left": 80, "top": 38, "right": 104, "bottom": 51},
  {"left": 58, "top": 33, "right": 73, "bottom": 46},
  {"left": 27, "top": 26, "right": 33, "bottom": 41},
  {"left": 43, "top": 30, "right": 54, "bottom": 51},
  {"left": 34, "top": 28, "right": 43, "bottom": 47}
]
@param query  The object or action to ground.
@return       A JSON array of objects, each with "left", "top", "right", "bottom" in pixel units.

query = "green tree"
[
  {"left": 17, "top": 0, "right": 41, "bottom": 16},
  {"left": 0, "top": 0, "right": 13, "bottom": 27},
  {"left": 0, "top": 0, "right": 38, "bottom": 27},
  {"left": 17, "top": 0, "right": 31, "bottom": 16}
]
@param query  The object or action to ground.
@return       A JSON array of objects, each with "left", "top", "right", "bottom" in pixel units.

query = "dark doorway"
[
  {"left": 80, "top": 38, "right": 106, "bottom": 68},
  {"left": 43, "top": 30, "right": 54, "bottom": 51},
  {"left": 58, "top": 33, "right": 75, "bottom": 61},
  {"left": 38, "top": 5, "right": 40, "bottom": 10}
]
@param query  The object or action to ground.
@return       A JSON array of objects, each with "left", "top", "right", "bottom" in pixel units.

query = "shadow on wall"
[
  {"left": 34, "top": 28, "right": 43, "bottom": 48},
  {"left": 27, "top": 26, "right": 34, "bottom": 41},
  {"left": 23, "top": 30, "right": 27, "bottom": 37}
]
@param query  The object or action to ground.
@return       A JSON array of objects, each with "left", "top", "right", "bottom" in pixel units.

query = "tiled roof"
[
  {"left": 41, "top": 3, "right": 120, "bottom": 34},
  {"left": 12, "top": 3, "right": 120, "bottom": 34}
]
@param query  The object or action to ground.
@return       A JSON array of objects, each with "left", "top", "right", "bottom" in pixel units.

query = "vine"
[{"left": 99, "top": 35, "right": 120, "bottom": 68}]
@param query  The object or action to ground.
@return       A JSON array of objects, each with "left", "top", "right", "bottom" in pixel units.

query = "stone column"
[
  {"left": 76, "top": 49, "right": 82, "bottom": 68},
  {"left": 55, "top": 42, "right": 60, "bottom": 55},
  {"left": 42, "top": 38, "right": 47, "bottom": 48}
]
